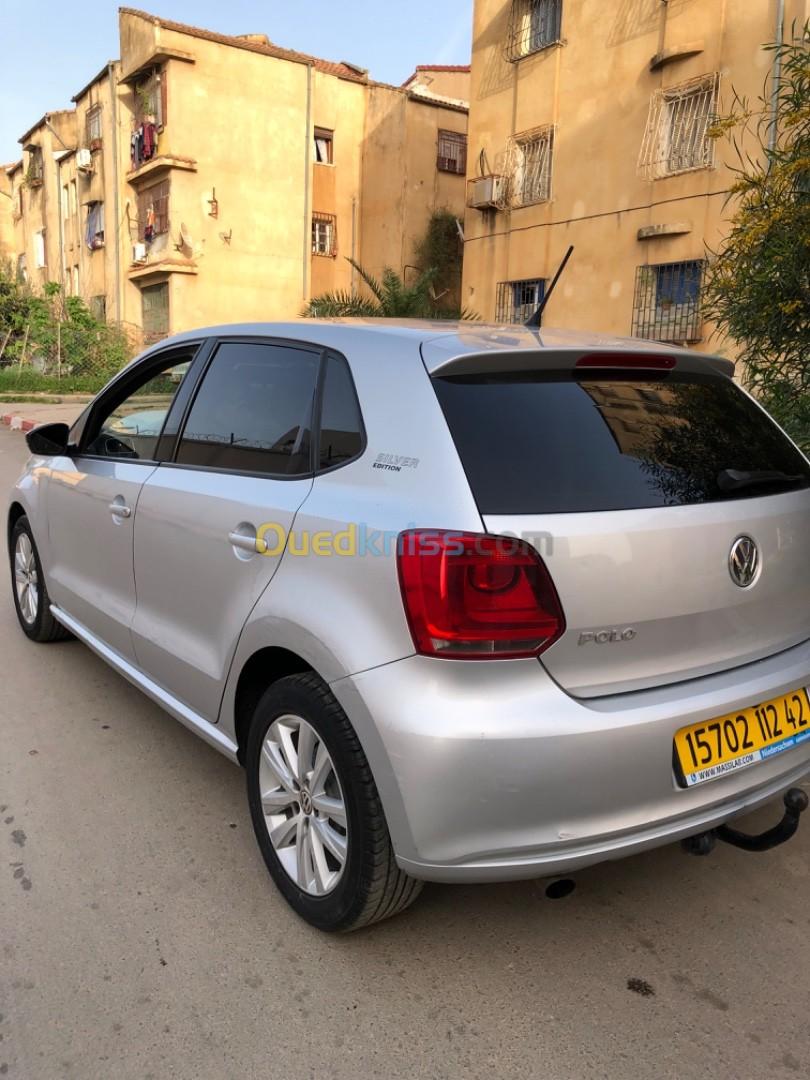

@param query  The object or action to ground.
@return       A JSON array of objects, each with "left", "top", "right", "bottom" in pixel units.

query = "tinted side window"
[
  {"left": 317, "top": 354, "right": 364, "bottom": 470},
  {"left": 433, "top": 372, "right": 810, "bottom": 514},
  {"left": 176, "top": 342, "right": 319, "bottom": 476},
  {"left": 84, "top": 357, "right": 192, "bottom": 461}
]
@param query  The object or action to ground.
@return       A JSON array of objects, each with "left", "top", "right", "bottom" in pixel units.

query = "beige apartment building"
[
  {"left": 462, "top": 0, "right": 807, "bottom": 350},
  {"left": 5, "top": 8, "right": 469, "bottom": 344}
]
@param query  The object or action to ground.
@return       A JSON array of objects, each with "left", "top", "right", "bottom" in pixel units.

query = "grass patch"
[{"left": 0, "top": 369, "right": 109, "bottom": 395}]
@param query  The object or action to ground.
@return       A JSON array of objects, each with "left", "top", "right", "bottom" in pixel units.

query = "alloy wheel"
[
  {"left": 259, "top": 714, "right": 348, "bottom": 896},
  {"left": 14, "top": 532, "right": 39, "bottom": 625}
]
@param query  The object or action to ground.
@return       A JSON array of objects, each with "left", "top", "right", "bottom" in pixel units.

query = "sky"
[{"left": 0, "top": 0, "right": 473, "bottom": 163}]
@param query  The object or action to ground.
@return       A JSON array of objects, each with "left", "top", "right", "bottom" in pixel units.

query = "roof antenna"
[{"left": 526, "top": 245, "right": 574, "bottom": 328}]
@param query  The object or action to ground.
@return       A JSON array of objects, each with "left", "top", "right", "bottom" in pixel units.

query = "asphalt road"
[{"left": 1, "top": 423, "right": 809, "bottom": 1080}]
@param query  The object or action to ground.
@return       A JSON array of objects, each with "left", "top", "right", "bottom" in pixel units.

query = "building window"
[
  {"left": 506, "top": 0, "right": 563, "bottom": 62},
  {"left": 137, "top": 180, "right": 170, "bottom": 243},
  {"left": 86, "top": 104, "right": 103, "bottom": 150},
  {"left": 509, "top": 126, "right": 554, "bottom": 207},
  {"left": 13, "top": 183, "right": 23, "bottom": 221},
  {"left": 72, "top": 266, "right": 80, "bottom": 296},
  {"left": 496, "top": 278, "right": 546, "bottom": 323},
  {"left": 638, "top": 74, "right": 719, "bottom": 180},
  {"left": 69, "top": 180, "right": 78, "bottom": 217},
  {"left": 16, "top": 254, "right": 27, "bottom": 283},
  {"left": 312, "top": 213, "right": 337, "bottom": 257},
  {"left": 26, "top": 147, "right": 44, "bottom": 187},
  {"left": 632, "top": 260, "right": 705, "bottom": 343},
  {"left": 62, "top": 184, "right": 69, "bottom": 221},
  {"left": 437, "top": 130, "right": 468, "bottom": 174},
  {"left": 134, "top": 68, "right": 165, "bottom": 128},
  {"left": 86, "top": 202, "right": 105, "bottom": 250},
  {"left": 89, "top": 295, "right": 107, "bottom": 322},
  {"left": 314, "top": 127, "right": 333, "bottom": 164},
  {"left": 33, "top": 229, "right": 46, "bottom": 269},
  {"left": 141, "top": 282, "right": 170, "bottom": 343}
]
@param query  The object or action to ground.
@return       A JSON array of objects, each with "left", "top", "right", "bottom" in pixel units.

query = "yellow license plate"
[{"left": 674, "top": 686, "right": 810, "bottom": 787}]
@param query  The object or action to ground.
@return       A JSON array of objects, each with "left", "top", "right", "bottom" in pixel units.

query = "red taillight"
[
  {"left": 397, "top": 530, "right": 565, "bottom": 660},
  {"left": 576, "top": 352, "right": 677, "bottom": 370}
]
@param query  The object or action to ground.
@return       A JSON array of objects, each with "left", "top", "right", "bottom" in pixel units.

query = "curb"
[{"left": 1, "top": 414, "right": 37, "bottom": 433}]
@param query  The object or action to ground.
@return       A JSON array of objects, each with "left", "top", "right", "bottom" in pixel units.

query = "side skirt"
[{"left": 51, "top": 604, "right": 240, "bottom": 763}]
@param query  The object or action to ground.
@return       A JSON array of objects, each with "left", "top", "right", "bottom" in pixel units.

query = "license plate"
[{"left": 674, "top": 686, "right": 810, "bottom": 787}]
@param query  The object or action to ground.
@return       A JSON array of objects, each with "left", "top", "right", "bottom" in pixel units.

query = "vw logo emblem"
[{"left": 729, "top": 535, "right": 760, "bottom": 588}]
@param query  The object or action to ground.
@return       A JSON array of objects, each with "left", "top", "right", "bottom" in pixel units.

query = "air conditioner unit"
[
  {"left": 132, "top": 242, "right": 147, "bottom": 262},
  {"left": 76, "top": 148, "right": 93, "bottom": 172},
  {"left": 467, "top": 174, "right": 507, "bottom": 210}
]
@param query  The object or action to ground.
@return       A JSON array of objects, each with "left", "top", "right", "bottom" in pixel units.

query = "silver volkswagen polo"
[{"left": 7, "top": 322, "right": 810, "bottom": 930}]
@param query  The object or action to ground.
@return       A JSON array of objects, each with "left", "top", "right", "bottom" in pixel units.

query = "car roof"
[{"left": 144, "top": 319, "right": 725, "bottom": 375}]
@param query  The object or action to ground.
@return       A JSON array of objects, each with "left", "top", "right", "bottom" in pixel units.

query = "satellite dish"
[{"left": 175, "top": 222, "right": 194, "bottom": 253}]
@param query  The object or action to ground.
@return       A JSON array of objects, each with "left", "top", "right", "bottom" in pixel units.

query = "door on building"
[{"left": 141, "top": 281, "right": 170, "bottom": 344}]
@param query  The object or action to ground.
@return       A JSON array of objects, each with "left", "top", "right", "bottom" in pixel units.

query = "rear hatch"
[{"left": 430, "top": 347, "right": 810, "bottom": 698}]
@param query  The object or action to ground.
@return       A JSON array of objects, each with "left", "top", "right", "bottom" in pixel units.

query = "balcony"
[
  {"left": 129, "top": 257, "right": 197, "bottom": 283},
  {"left": 127, "top": 154, "right": 197, "bottom": 185}
]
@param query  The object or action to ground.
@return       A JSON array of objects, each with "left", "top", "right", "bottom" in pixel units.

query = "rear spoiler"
[{"left": 425, "top": 347, "right": 736, "bottom": 380}]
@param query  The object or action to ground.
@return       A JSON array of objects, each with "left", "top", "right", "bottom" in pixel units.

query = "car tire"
[
  {"left": 9, "top": 516, "right": 72, "bottom": 643},
  {"left": 246, "top": 671, "right": 423, "bottom": 931}
]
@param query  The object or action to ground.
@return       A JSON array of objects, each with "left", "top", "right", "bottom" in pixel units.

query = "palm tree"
[{"left": 302, "top": 258, "right": 477, "bottom": 320}]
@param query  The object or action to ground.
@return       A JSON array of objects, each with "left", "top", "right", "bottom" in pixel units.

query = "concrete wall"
[
  {"left": 405, "top": 68, "right": 472, "bottom": 100},
  {"left": 309, "top": 70, "right": 367, "bottom": 302},
  {"left": 360, "top": 85, "right": 468, "bottom": 288},
  {"left": 0, "top": 167, "right": 13, "bottom": 263},
  {"left": 462, "top": 0, "right": 807, "bottom": 350},
  {"left": 11, "top": 111, "right": 77, "bottom": 293},
  {"left": 69, "top": 65, "right": 122, "bottom": 323}
]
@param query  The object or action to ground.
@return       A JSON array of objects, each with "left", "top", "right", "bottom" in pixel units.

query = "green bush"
[
  {"left": 703, "top": 23, "right": 810, "bottom": 453},
  {"left": 0, "top": 263, "right": 132, "bottom": 392}
]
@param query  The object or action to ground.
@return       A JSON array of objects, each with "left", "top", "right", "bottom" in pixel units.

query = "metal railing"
[
  {"left": 505, "top": 0, "right": 563, "bottom": 62},
  {"left": 638, "top": 74, "right": 720, "bottom": 180},
  {"left": 632, "top": 261, "right": 705, "bottom": 343}
]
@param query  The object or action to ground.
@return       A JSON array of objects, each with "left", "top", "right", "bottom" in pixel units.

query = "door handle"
[
  {"left": 228, "top": 530, "right": 266, "bottom": 555},
  {"left": 109, "top": 500, "right": 132, "bottom": 519}
]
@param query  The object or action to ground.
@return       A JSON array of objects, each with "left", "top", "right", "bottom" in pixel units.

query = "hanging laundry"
[
  {"left": 144, "top": 202, "right": 156, "bottom": 243},
  {"left": 85, "top": 202, "right": 105, "bottom": 250},
  {"left": 143, "top": 122, "right": 156, "bottom": 160}
]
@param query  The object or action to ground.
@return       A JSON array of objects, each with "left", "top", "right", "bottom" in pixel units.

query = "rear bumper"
[{"left": 331, "top": 639, "right": 810, "bottom": 883}]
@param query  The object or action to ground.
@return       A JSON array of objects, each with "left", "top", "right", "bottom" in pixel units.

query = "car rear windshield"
[{"left": 432, "top": 371, "right": 810, "bottom": 514}]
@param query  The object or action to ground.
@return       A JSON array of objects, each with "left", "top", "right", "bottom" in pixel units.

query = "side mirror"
[{"left": 25, "top": 422, "right": 71, "bottom": 457}]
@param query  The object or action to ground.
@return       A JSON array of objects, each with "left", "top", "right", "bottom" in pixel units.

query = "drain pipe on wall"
[
  {"left": 768, "top": 0, "right": 785, "bottom": 153},
  {"left": 109, "top": 62, "right": 123, "bottom": 325},
  {"left": 303, "top": 64, "right": 313, "bottom": 304}
]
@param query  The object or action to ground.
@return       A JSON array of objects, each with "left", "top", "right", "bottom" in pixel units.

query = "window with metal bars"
[
  {"left": 437, "top": 130, "right": 467, "bottom": 174},
  {"left": 312, "top": 213, "right": 337, "bottom": 257},
  {"left": 495, "top": 278, "right": 546, "bottom": 323},
  {"left": 631, "top": 260, "right": 705, "bottom": 343},
  {"left": 510, "top": 126, "right": 554, "bottom": 207},
  {"left": 638, "top": 74, "right": 719, "bottom": 180},
  {"left": 505, "top": 0, "right": 562, "bottom": 61},
  {"left": 137, "top": 180, "right": 170, "bottom": 243},
  {"left": 86, "top": 105, "right": 103, "bottom": 149}
]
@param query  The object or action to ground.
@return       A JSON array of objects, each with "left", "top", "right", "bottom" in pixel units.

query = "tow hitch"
[{"left": 682, "top": 787, "right": 809, "bottom": 856}]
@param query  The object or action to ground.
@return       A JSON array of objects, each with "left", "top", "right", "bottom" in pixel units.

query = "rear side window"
[
  {"left": 176, "top": 341, "right": 319, "bottom": 476},
  {"left": 433, "top": 372, "right": 810, "bottom": 514},
  {"left": 317, "top": 353, "right": 364, "bottom": 470}
]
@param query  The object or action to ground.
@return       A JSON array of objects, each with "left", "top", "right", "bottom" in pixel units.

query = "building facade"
[
  {"left": 4, "top": 8, "right": 469, "bottom": 346},
  {"left": 462, "top": 0, "right": 807, "bottom": 350}
]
